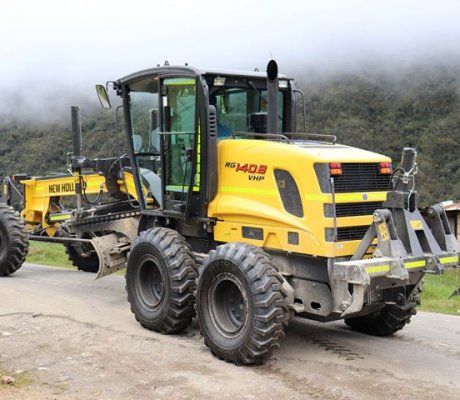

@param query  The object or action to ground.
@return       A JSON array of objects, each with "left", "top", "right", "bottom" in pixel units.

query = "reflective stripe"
[
  {"left": 335, "top": 192, "right": 387, "bottom": 202},
  {"left": 410, "top": 220, "right": 423, "bottom": 231},
  {"left": 439, "top": 255, "right": 459, "bottom": 264},
  {"left": 49, "top": 214, "right": 72, "bottom": 222},
  {"left": 221, "top": 186, "right": 277, "bottom": 196},
  {"left": 196, "top": 122, "right": 201, "bottom": 187},
  {"left": 404, "top": 260, "right": 426, "bottom": 269},
  {"left": 164, "top": 78, "right": 195, "bottom": 86},
  {"left": 365, "top": 264, "right": 390, "bottom": 274},
  {"left": 305, "top": 192, "right": 387, "bottom": 203}
]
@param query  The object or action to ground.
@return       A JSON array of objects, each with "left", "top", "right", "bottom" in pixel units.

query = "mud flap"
[{"left": 91, "top": 233, "right": 131, "bottom": 279}]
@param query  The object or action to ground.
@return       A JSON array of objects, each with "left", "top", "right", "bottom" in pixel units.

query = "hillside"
[
  {"left": 299, "top": 63, "right": 460, "bottom": 204},
  {"left": 0, "top": 109, "right": 126, "bottom": 178},
  {"left": 1, "top": 64, "right": 460, "bottom": 206}
]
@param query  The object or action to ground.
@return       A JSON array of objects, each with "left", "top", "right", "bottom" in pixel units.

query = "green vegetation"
[
  {"left": 420, "top": 269, "right": 460, "bottom": 315},
  {"left": 26, "top": 241, "right": 127, "bottom": 275},
  {"left": 0, "top": 367, "right": 33, "bottom": 389},
  {"left": 299, "top": 63, "right": 460, "bottom": 206},
  {"left": 26, "top": 241, "right": 73, "bottom": 268},
  {"left": 0, "top": 108, "right": 126, "bottom": 183}
]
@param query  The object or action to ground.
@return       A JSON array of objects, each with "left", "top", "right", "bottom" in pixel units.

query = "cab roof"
[{"left": 116, "top": 64, "right": 291, "bottom": 86}]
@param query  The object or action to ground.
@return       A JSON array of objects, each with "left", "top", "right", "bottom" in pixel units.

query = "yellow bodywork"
[
  {"left": 19, "top": 170, "right": 139, "bottom": 236},
  {"left": 208, "top": 139, "right": 391, "bottom": 258}
]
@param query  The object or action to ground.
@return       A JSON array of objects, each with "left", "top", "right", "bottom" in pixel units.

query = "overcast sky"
[{"left": 1, "top": 0, "right": 460, "bottom": 118}]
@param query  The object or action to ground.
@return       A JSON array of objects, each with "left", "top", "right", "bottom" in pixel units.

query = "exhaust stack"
[
  {"left": 266, "top": 60, "right": 278, "bottom": 134},
  {"left": 71, "top": 106, "right": 82, "bottom": 157}
]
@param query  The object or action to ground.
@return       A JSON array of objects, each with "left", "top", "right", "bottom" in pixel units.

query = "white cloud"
[{"left": 1, "top": 0, "right": 459, "bottom": 116}]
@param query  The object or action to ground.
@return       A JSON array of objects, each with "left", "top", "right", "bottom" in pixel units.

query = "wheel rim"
[
  {"left": 137, "top": 257, "right": 165, "bottom": 310},
  {"left": 209, "top": 273, "right": 247, "bottom": 337}
]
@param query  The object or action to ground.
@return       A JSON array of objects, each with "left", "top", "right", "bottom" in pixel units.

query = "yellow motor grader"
[{"left": 0, "top": 61, "right": 457, "bottom": 365}]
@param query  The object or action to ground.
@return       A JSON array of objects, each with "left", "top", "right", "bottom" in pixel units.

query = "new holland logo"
[
  {"left": 48, "top": 182, "right": 75, "bottom": 194},
  {"left": 362, "top": 194, "right": 368, "bottom": 200}
]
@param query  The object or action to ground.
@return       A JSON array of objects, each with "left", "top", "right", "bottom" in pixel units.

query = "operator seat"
[{"left": 139, "top": 168, "right": 162, "bottom": 207}]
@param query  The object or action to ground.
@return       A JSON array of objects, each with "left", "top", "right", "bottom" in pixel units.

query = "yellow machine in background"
[
  {"left": 19, "top": 172, "right": 107, "bottom": 236},
  {"left": 1, "top": 107, "right": 145, "bottom": 276},
  {"left": 8, "top": 166, "right": 141, "bottom": 275}
]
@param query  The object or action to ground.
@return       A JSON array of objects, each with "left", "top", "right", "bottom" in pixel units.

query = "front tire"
[
  {"left": 0, "top": 204, "right": 29, "bottom": 277},
  {"left": 197, "top": 243, "right": 287, "bottom": 365},
  {"left": 126, "top": 228, "right": 197, "bottom": 334}
]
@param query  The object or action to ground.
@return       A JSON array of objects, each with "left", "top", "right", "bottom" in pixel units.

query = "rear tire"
[
  {"left": 126, "top": 228, "right": 197, "bottom": 334},
  {"left": 344, "top": 301, "right": 417, "bottom": 336},
  {"left": 197, "top": 243, "right": 287, "bottom": 365},
  {"left": 65, "top": 243, "right": 99, "bottom": 273},
  {"left": 0, "top": 204, "right": 29, "bottom": 277}
]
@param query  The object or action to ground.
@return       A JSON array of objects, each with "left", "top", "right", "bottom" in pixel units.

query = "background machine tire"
[
  {"left": 197, "top": 243, "right": 288, "bottom": 365},
  {"left": 344, "top": 299, "right": 418, "bottom": 336},
  {"left": 126, "top": 227, "right": 197, "bottom": 334},
  {"left": 65, "top": 243, "right": 100, "bottom": 273},
  {"left": 0, "top": 203, "right": 29, "bottom": 277}
]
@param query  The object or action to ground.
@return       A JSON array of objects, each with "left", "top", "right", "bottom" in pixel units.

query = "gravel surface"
[{"left": 1, "top": 263, "right": 459, "bottom": 400}]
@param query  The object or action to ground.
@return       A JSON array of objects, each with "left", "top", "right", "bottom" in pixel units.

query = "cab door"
[
  {"left": 125, "top": 75, "right": 200, "bottom": 215},
  {"left": 159, "top": 77, "right": 199, "bottom": 214}
]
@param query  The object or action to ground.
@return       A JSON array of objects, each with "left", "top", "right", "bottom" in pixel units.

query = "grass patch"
[
  {"left": 420, "top": 268, "right": 460, "bottom": 315},
  {"left": 0, "top": 368, "right": 33, "bottom": 389},
  {"left": 26, "top": 241, "right": 73, "bottom": 269},
  {"left": 25, "top": 241, "right": 125, "bottom": 275}
]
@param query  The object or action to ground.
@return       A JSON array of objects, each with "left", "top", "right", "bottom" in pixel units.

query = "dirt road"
[{"left": 0, "top": 264, "right": 459, "bottom": 400}]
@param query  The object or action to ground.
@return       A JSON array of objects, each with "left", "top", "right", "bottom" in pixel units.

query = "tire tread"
[
  {"left": 197, "top": 243, "right": 290, "bottom": 365},
  {"left": 127, "top": 227, "right": 197, "bottom": 334},
  {"left": 0, "top": 204, "right": 29, "bottom": 277},
  {"left": 345, "top": 295, "right": 418, "bottom": 336}
]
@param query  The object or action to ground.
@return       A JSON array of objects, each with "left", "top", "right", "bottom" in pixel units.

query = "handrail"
[
  {"left": 158, "top": 131, "right": 195, "bottom": 136},
  {"left": 286, "top": 132, "right": 337, "bottom": 144},
  {"left": 231, "top": 132, "right": 290, "bottom": 142},
  {"left": 231, "top": 131, "right": 336, "bottom": 144}
]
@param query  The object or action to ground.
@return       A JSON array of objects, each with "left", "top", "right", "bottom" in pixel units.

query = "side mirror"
[{"left": 95, "top": 84, "right": 111, "bottom": 109}]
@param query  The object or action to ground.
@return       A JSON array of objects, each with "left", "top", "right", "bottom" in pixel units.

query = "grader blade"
[{"left": 91, "top": 233, "right": 130, "bottom": 279}]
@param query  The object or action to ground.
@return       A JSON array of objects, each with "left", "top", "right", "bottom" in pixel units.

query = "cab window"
[{"left": 210, "top": 87, "right": 284, "bottom": 137}]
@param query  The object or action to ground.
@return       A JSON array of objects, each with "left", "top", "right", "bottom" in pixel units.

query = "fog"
[{"left": 1, "top": 0, "right": 460, "bottom": 120}]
